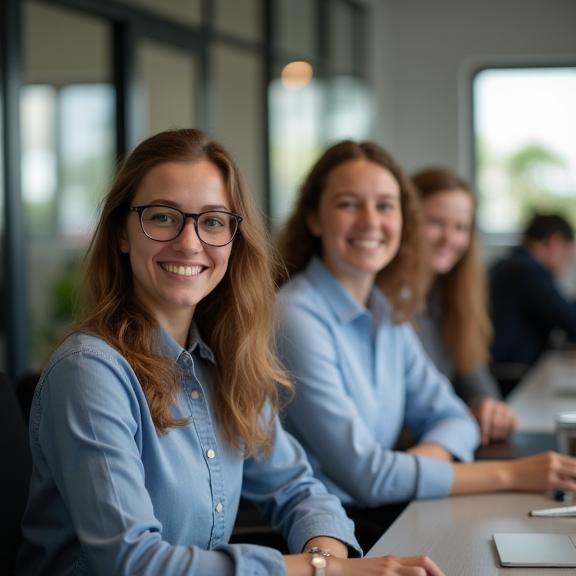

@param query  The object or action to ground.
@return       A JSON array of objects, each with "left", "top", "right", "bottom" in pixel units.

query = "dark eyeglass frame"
[{"left": 129, "top": 204, "right": 243, "bottom": 246}]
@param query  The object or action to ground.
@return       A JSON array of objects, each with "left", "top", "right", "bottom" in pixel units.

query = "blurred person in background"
[
  {"left": 490, "top": 212, "right": 576, "bottom": 396},
  {"left": 412, "top": 167, "right": 517, "bottom": 445}
]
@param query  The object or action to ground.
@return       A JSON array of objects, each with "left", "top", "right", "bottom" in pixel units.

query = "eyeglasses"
[{"left": 129, "top": 204, "right": 243, "bottom": 247}]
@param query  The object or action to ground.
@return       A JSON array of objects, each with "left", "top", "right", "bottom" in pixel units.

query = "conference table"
[
  {"left": 507, "top": 350, "right": 576, "bottom": 433},
  {"left": 367, "top": 350, "right": 576, "bottom": 575}
]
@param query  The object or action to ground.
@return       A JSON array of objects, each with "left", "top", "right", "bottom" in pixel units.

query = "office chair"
[
  {"left": 0, "top": 372, "right": 32, "bottom": 575},
  {"left": 16, "top": 372, "right": 40, "bottom": 425}
]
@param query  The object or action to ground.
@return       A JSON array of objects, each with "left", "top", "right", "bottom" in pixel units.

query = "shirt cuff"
[
  {"left": 414, "top": 456, "right": 454, "bottom": 499},
  {"left": 285, "top": 512, "right": 362, "bottom": 558},
  {"left": 421, "top": 421, "right": 480, "bottom": 463}
]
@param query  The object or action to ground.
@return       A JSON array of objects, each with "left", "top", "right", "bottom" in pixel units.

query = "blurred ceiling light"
[{"left": 281, "top": 61, "right": 313, "bottom": 89}]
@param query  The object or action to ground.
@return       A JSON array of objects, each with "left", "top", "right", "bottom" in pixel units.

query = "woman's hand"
[
  {"left": 331, "top": 554, "right": 446, "bottom": 575},
  {"left": 504, "top": 451, "right": 576, "bottom": 492},
  {"left": 454, "top": 451, "right": 576, "bottom": 494},
  {"left": 470, "top": 398, "right": 517, "bottom": 445},
  {"left": 285, "top": 554, "right": 446, "bottom": 576}
]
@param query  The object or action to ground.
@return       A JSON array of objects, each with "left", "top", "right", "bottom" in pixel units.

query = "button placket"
[{"left": 188, "top": 351, "right": 227, "bottom": 546}]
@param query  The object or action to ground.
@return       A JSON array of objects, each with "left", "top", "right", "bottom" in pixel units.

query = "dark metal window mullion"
[
  {"left": 262, "top": 0, "right": 274, "bottom": 222},
  {"left": 113, "top": 19, "right": 138, "bottom": 159},
  {"left": 1, "top": 0, "right": 28, "bottom": 380}
]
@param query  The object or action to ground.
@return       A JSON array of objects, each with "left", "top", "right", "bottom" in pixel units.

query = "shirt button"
[
  {"left": 191, "top": 390, "right": 200, "bottom": 400},
  {"left": 215, "top": 502, "right": 223, "bottom": 513},
  {"left": 206, "top": 449, "right": 216, "bottom": 459}
]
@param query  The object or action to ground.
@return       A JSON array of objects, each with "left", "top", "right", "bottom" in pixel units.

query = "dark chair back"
[
  {"left": 0, "top": 372, "right": 32, "bottom": 575},
  {"left": 16, "top": 372, "right": 40, "bottom": 425}
]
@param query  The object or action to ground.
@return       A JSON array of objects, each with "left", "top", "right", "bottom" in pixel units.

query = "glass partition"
[
  {"left": 212, "top": 43, "right": 264, "bottom": 209},
  {"left": 215, "top": 0, "right": 262, "bottom": 42},
  {"left": 120, "top": 0, "right": 202, "bottom": 27},
  {"left": 136, "top": 39, "right": 197, "bottom": 140},
  {"left": 276, "top": 0, "right": 317, "bottom": 59},
  {"left": 269, "top": 65, "right": 323, "bottom": 225},
  {"left": 328, "top": 0, "right": 357, "bottom": 73},
  {"left": 23, "top": 1, "right": 114, "bottom": 369},
  {"left": 269, "top": 71, "right": 373, "bottom": 226}
]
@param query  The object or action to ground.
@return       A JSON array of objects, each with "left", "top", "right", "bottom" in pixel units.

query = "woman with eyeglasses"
[{"left": 17, "top": 129, "right": 445, "bottom": 576}]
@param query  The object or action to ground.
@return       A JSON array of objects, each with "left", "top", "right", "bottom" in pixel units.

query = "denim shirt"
[
  {"left": 18, "top": 326, "right": 359, "bottom": 575},
  {"left": 277, "top": 258, "right": 480, "bottom": 507}
]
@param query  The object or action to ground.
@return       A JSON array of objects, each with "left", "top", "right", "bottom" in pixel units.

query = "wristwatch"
[{"left": 306, "top": 547, "right": 331, "bottom": 576}]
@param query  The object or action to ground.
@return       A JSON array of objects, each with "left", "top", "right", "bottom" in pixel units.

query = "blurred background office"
[{"left": 1, "top": 0, "right": 576, "bottom": 383}]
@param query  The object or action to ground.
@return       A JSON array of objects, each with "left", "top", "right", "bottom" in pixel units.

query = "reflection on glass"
[
  {"left": 474, "top": 68, "right": 576, "bottom": 233},
  {"left": 276, "top": 0, "right": 316, "bottom": 59},
  {"left": 269, "top": 76, "right": 322, "bottom": 226},
  {"left": 120, "top": 0, "right": 202, "bottom": 27},
  {"left": 23, "top": 2, "right": 114, "bottom": 370},
  {"left": 136, "top": 40, "right": 197, "bottom": 140},
  {"left": 215, "top": 0, "right": 262, "bottom": 42}
]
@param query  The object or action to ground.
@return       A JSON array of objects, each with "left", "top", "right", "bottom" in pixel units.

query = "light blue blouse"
[
  {"left": 18, "top": 325, "right": 359, "bottom": 575},
  {"left": 277, "top": 258, "right": 480, "bottom": 508}
]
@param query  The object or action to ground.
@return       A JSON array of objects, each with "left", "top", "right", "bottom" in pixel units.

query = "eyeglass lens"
[{"left": 140, "top": 206, "right": 239, "bottom": 246}]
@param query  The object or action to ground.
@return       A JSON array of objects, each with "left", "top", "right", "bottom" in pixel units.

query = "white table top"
[
  {"left": 508, "top": 350, "right": 576, "bottom": 433},
  {"left": 367, "top": 492, "right": 576, "bottom": 575}
]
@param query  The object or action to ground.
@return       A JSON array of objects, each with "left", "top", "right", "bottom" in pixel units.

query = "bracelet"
[{"left": 305, "top": 546, "right": 332, "bottom": 557}]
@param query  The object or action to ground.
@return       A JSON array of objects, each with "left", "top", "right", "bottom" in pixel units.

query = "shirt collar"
[
  {"left": 157, "top": 323, "right": 215, "bottom": 364},
  {"left": 305, "top": 256, "right": 390, "bottom": 325}
]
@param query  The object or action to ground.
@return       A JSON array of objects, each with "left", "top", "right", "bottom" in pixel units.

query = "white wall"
[{"left": 368, "top": 0, "right": 576, "bottom": 178}]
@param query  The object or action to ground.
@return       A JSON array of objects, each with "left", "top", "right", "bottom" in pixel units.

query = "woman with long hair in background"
[{"left": 412, "top": 167, "right": 517, "bottom": 446}]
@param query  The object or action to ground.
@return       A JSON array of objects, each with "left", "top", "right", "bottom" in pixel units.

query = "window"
[
  {"left": 269, "top": 0, "right": 373, "bottom": 227},
  {"left": 473, "top": 67, "right": 576, "bottom": 234},
  {"left": 23, "top": 1, "right": 114, "bottom": 368},
  {"left": 4, "top": 0, "right": 369, "bottom": 377}
]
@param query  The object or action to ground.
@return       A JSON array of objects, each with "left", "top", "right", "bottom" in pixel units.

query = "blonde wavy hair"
[
  {"left": 277, "top": 140, "right": 428, "bottom": 322},
  {"left": 77, "top": 128, "right": 291, "bottom": 455},
  {"left": 412, "top": 167, "right": 492, "bottom": 375}
]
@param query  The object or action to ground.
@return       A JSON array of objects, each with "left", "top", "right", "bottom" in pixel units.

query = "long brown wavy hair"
[
  {"left": 77, "top": 128, "right": 291, "bottom": 455},
  {"left": 412, "top": 167, "right": 492, "bottom": 375},
  {"left": 277, "top": 140, "right": 428, "bottom": 322}
]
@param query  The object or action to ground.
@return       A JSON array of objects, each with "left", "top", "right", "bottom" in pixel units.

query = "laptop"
[{"left": 493, "top": 533, "right": 576, "bottom": 567}]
